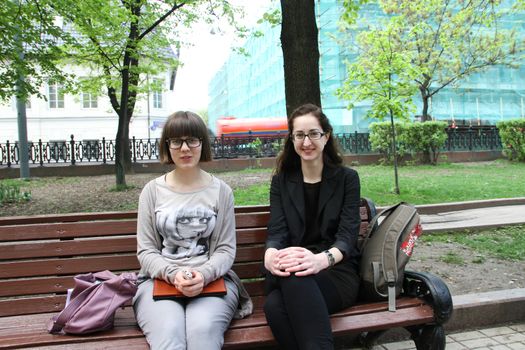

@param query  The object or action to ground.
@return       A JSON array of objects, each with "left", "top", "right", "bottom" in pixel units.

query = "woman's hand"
[
  {"left": 276, "top": 247, "right": 328, "bottom": 276},
  {"left": 264, "top": 248, "right": 291, "bottom": 277},
  {"left": 171, "top": 269, "right": 204, "bottom": 297},
  {"left": 265, "top": 247, "right": 330, "bottom": 277}
]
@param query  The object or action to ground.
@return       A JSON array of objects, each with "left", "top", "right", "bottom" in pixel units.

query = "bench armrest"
[{"left": 403, "top": 270, "right": 453, "bottom": 325}]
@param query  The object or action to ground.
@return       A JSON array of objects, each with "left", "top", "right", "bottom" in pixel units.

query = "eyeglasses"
[
  {"left": 291, "top": 130, "right": 326, "bottom": 142},
  {"left": 166, "top": 137, "right": 202, "bottom": 149}
]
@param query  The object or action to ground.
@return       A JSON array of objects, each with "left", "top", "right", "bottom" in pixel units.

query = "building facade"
[
  {"left": 0, "top": 67, "right": 176, "bottom": 144},
  {"left": 208, "top": 0, "right": 525, "bottom": 134}
]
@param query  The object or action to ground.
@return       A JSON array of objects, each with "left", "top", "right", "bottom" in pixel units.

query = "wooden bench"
[{"left": 0, "top": 203, "right": 453, "bottom": 349}]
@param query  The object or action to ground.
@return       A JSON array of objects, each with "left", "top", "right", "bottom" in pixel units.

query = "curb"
[
  {"left": 414, "top": 197, "right": 525, "bottom": 215},
  {"left": 445, "top": 288, "right": 525, "bottom": 332},
  {"left": 374, "top": 197, "right": 525, "bottom": 216}
]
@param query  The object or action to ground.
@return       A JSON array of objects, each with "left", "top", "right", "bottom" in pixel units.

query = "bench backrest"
[{"left": 0, "top": 203, "right": 371, "bottom": 317}]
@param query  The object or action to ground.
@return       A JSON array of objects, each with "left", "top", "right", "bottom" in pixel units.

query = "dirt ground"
[{"left": 1, "top": 171, "right": 523, "bottom": 296}]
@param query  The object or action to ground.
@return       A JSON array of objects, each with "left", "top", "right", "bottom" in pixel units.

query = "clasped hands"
[
  {"left": 170, "top": 269, "right": 204, "bottom": 297},
  {"left": 265, "top": 247, "right": 329, "bottom": 277}
]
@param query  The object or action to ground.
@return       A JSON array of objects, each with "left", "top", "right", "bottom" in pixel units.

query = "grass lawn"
[
  {"left": 233, "top": 160, "right": 525, "bottom": 206},
  {"left": 423, "top": 225, "right": 525, "bottom": 262}
]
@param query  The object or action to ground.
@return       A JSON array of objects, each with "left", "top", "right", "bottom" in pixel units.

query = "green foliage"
[
  {"left": 369, "top": 121, "right": 448, "bottom": 164},
  {"left": 497, "top": 119, "right": 525, "bottom": 162},
  {"left": 0, "top": 0, "right": 73, "bottom": 100},
  {"left": 369, "top": 122, "right": 408, "bottom": 163},
  {"left": 340, "top": 0, "right": 524, "bottom": 120},
  {"left": 257, "top": 8, "right": 281, "bottom": 27},
  {"left": 248, "top": 138, "right": 263, "bottom": 157},
  {"left": 0, "top": 180, "right": 31, "bottom": 205},
  {"left": 403, "top": 121, "right": 448, "bottom": 164},
  {"left": 340, "top": 0, "right": 371, "bottom": 28},
  {"left": 337, "top": 17, "right": 418, "bottom": 121}
]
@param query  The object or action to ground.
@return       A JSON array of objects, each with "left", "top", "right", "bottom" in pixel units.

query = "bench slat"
[
  {"left": 235, "top": 228, "right": 267, "bottom": 245},
  {"left": 0, "top": 295, "right": 66, "bottom": 317},
  {"left": 0, "top": 221, "right": 137, "bottom": 242},
  {"left": 231, "top": 262, "right": 264, "bottom": 279},
  {"left": 0, "top": 276, "right": 74, "bottom": 298},
  {"left": 0, "top": 237, "right": 137, "bottom": 260},
  {"left": 234, "top": 212, "right": 270, "bottom": 229},
  {"left": 0, "top": 255, "right": 140, "bottom": 279},
  {"left": 0, "top": 206, "right": 270, "bottom": 226}
]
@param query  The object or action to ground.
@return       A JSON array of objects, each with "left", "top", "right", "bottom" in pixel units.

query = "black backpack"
[{"left": 358, "top": 202, "right": 422, "bottom": 311}]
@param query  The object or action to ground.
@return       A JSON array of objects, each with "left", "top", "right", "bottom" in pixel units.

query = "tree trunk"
[
  {"left": 419, "top": 86, "right": 431, "bottom": 122},
  {"left": 114, "top": 113, "right": 129, "bottom": 187},
  {"left": 389, "top": 107, "right": 400, "bottom": 195},
  {"left": 280, "top": 0, "right": 321, "bottom": 116},
  {"left": 113, "top": 0, "right": 141, "bottom": 187},
  {"left": 418, "top": 86, "right": 432, "bottom": 163}
]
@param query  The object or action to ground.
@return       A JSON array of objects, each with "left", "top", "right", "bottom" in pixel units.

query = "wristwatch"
[{"left": 324, "top": 250, "right": 335, "bottom": 267}]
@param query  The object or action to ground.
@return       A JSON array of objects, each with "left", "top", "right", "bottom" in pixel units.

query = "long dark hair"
[{"left": 275, "top": 103, "right": 342, "bottom": 174}]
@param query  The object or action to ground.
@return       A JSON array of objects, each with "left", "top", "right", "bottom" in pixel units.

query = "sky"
[{"left": 172, "top": 2, "right": 273, "bottom": 112}]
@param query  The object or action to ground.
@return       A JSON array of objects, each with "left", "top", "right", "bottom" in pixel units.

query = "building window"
[
  {"left": 82, "top": 92, "right": 98, "bottom": 108},
  {"left": 48, "top": 82, "right": 64, "bottom": 108},
  {"left": 153, "top": 79, "right": 163, "bottom": 109}
]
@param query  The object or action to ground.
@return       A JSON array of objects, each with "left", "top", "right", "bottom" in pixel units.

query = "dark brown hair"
[
  {"left": 275, "top": 103, "right": 342, "bottom": 174},
  {"left": 159, "top": 111, "right": 212, "bottom": 164}
]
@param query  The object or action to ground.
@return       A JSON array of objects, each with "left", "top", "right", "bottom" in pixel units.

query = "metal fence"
[{"left": 0, "top": 127, "right": 502, "bottom": 167}]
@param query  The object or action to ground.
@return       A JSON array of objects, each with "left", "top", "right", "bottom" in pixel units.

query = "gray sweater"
[{"left": 136, "top": 175, "right": 253, "bottom": 319}]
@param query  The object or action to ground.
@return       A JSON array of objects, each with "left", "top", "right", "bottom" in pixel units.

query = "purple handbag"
[{"left": 47, "top": 270, "right": 137, "bottom": 335}]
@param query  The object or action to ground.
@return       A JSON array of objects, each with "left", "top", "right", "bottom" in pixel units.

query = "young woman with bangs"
[{"left": 133, "top": 111, "right": 252, "bottom": 350}]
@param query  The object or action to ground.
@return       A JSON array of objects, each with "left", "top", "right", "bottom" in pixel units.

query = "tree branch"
[{"left": 139, "top": 1, "right": 187, "bottom": 40}]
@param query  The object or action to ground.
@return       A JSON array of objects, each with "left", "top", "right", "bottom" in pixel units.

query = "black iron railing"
[{"left": 0, "top": 127, "right": 502, "bottom": 167}]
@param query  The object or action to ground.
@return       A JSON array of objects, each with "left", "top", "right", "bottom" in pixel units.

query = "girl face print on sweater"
[{"left": 156, "top": 205, "right": 217, "bottom": 260}]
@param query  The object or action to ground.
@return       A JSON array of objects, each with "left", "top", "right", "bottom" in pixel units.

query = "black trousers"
[{"left": 263, "top": 273, "right": 343, "bottom": 350}]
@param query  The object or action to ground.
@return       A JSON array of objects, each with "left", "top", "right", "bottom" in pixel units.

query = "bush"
[
  {"left": 497, "top": 119, "right": 525, "bottom": 162},
  {"left": 369, "top": 121, "right": 447, "bottom": 164},
  {"left": 403, "top": 121, "right": 448, "bottom": 164},
  {"left": 0, "top": 180, "right": 32, "bottom": 206},
  {"left": 369, "top": 121, "right": 408, "bottom": 164}
]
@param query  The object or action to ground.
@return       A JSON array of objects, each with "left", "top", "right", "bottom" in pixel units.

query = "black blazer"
[{"left": 266, "top": 165, "right": 361, "bottom": 264}]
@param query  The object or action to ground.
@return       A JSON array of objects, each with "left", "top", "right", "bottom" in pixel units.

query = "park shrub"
[
  {"left": 497, "top": 119, "right": 525, "bottom": 162},
  {"left": 369, "top": 121, "right": 448, "bottom": 164},
  {"left": 403, "top": 121, "right": 448, "bottom": 165},
  {"left": 369, "top": 121, "right": 408, "bottom": 164}
]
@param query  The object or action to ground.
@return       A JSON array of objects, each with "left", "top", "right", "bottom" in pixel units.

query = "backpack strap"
[
  {"left": 360, "top": 202, "right": 404, "bottom": 251},
  {"left": 371, "top": 261, "right": 397, "bottom": 311}
]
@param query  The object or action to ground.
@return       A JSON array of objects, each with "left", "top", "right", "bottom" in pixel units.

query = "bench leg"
[{"left": 408, "top": 324, "right": 446, "bottom": 350}]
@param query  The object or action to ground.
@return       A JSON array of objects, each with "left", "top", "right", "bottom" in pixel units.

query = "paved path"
[
  {"left": 421, "top": 204, "right": 525, "bottom": 232},
  {"left": 364, "top": 323, "right": 525, "bottom": 350}
]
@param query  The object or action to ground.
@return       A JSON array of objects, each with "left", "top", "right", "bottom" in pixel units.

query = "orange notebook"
[{"left": 153, "top": 277, "right": 227, "bottom": 300}]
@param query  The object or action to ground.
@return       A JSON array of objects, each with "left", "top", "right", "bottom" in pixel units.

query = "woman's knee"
[{"left": 263, "top": 290, "right": 284, "bottom": 320}]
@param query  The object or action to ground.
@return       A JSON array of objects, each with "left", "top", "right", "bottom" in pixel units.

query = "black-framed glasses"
[
  {"left": 166, "top": 137, "right": 202, "bottom": 149},
  {"left": 291, "top": 130, "right": 326, "bottom": 142}
]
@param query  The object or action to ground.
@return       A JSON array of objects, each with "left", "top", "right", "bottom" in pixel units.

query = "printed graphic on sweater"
[{"left": 156, "top": 205, "right": 216, "bottom": 260}]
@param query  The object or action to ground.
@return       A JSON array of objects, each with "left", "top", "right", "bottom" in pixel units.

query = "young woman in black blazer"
[{"left": 264, "top": 103, "right": 361, "bottom": 349}]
